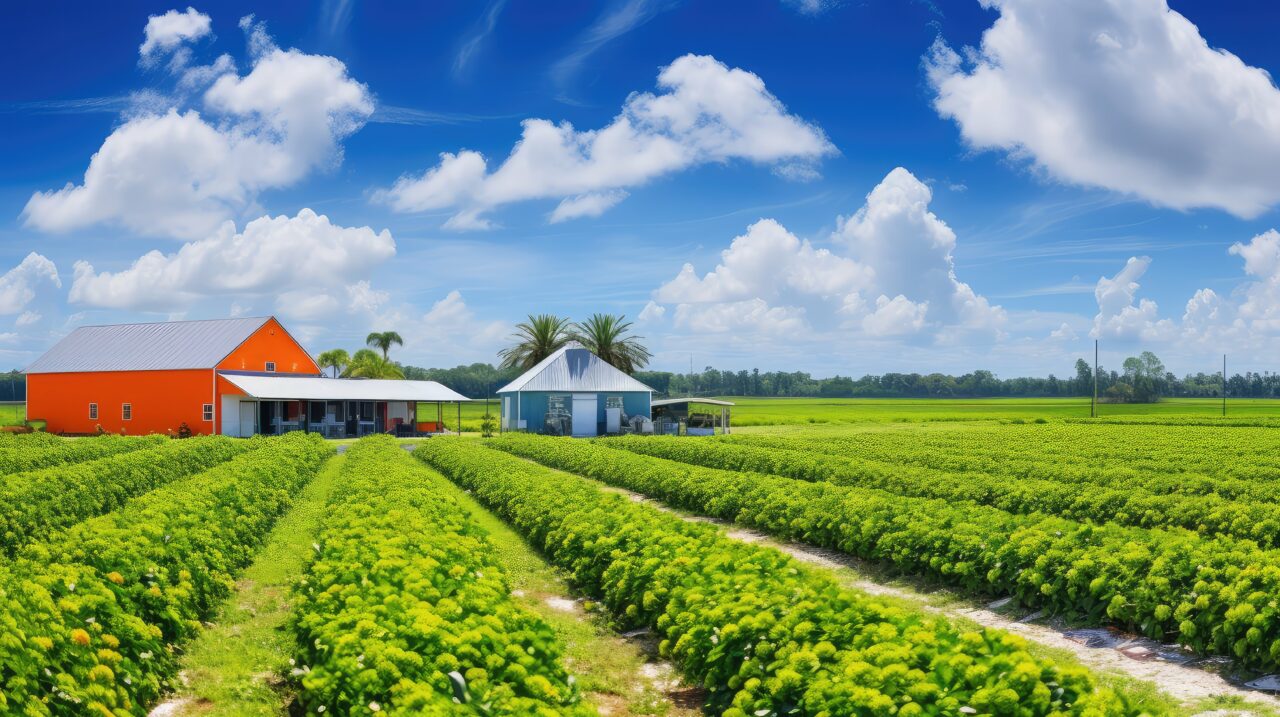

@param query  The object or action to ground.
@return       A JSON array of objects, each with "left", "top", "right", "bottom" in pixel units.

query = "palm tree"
[
  {"left": 571, "top": 313, "right": 651, "bottom": 373},
  {"left": 317, "top": 349, "right": 350, "bottom": 378},
  {"left": 365, "top": 331, "right": 404, "bottom": 360},
  {"left": 344, "top": 348, "right": 405, "bottom": 379},
  {"left": 498, "top": 314, "right": 572, "bottom": 370}
]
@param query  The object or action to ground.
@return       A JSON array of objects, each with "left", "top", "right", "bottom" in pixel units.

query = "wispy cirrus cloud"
[
  {"left": 550, "top": 0, "right": 680, "bottom": 100},
  {"left": 453, "top": 0, "right": 508, "bottom": 80}
]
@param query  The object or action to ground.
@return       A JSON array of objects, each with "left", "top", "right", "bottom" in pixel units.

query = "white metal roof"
[
  {"left": 652, "top": 398, "right": 736, "bottom": 407},
  {"left": 221, "top": 373, "right": 471, "bottom": 402},
  {"left": 24, "top": 317, "right": 273, "bottom": 373},
  {"left": 497, "top": 342, "right": 654, "bottom": 394}
]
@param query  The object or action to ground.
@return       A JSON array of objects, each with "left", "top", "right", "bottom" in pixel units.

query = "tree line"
[{"left": 399, "top": 351, "right": 1280, "bottom": 402}]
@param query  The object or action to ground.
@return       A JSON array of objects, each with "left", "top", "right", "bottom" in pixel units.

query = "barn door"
[{"left": 571, "top": 394, "right": 597, "bottom": 436}]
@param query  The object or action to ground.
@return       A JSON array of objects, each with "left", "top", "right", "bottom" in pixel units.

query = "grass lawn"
[
  {"left": 161, "top": 454, "right": 345, "bottom": 715},
  {"left": 0, "top": 403, "right": 24, "bottom": 426}
]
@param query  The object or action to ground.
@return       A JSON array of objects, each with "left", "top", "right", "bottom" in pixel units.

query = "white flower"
[{"left": 369, "top": 702, "right": 381, "bottom": 712}]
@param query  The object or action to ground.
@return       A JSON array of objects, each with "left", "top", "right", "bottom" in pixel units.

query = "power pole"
[
  {"left": 1223, "top": 354, "right": 1227, "bottom": 417},
  {"left": 1092, "top": 339, "right": 1098, "bottom": 418}
]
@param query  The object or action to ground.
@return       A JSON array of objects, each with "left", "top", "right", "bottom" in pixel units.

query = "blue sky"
[{"left": 4, "top": 0, "right": 1280, "bottom": 377}]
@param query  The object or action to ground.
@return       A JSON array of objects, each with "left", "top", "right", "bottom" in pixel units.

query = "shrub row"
[
  {"left": 0, "top": 432, "right": 332, "bottom": 715},
  {"left": 290, "top": 435, "right": 591, "bottom": 716},
  {"left": 0, "top": 434, "right": 167, "bottom": 475},
  {"left": 418, "top": 438, "right": 1141, "bottom": 717},
  {"left": 0, "top": 435, "right": 255, "bottom": 555},
  {"left": 499, "top": 434, "right": 1280, "bottom": 674},
  {"left": 730, "top": 425, "right": 1280, "bottom": 491},
  {"left": 603, "top": 434, "right": 1280, "bottom": 546}
]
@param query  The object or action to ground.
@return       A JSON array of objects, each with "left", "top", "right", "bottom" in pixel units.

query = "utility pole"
[
  {"left": 1223, "top": 354, "right": 1227, "bottom": 417},
  {"left": 1092, "top": 339, "right": 1098, "bottom": 418},
  {"left": 689, "top": 352, "right": 694, "bottom": 398}
]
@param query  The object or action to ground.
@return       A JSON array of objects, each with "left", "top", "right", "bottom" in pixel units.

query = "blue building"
[{"left": 497, "top": 341, "right": 653, "bottom": 436}]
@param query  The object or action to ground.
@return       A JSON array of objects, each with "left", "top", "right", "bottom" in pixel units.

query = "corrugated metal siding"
[
  {"left": 24, "top": 317, "right": 271, "bottom": 373},
  {"left": 497, "top": 344, "right": 654, "bottom": 393}
]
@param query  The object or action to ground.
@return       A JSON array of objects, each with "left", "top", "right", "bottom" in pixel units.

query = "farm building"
[
  {"left": 498, "top": 341, "right": 653, "bottom": 436},
  {"left": 24, "top": 316, "right": 468, "bottom": 437}
]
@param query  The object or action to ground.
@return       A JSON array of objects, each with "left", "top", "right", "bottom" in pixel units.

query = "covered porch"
[
  {"left": 219, "top": 373, "right": 470, "bottom": 438},
  {"left": 650, "top": 398, "right": 734, "bottom": 435}
]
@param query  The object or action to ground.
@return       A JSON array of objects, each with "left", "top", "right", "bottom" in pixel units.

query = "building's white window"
[
  {"left": 606, "top": 395, "right": 624, "bottom": 409},
  {"left": 202, "top": 403, "right": 214, "bottom": 421},
  {"left": 122, "top": 403, "right": 132, "bottom": 421},
  {"left": 265, "top": 361, "right": 276, "bottom": 372},
  {"left": 88, "top": 403, "right": 98, "bottom": 420},
  {"left": 548, "top": 394, "right": 569, "bottom": 414}
]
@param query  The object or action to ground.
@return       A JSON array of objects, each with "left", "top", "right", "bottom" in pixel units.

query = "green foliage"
[
  {"left": 602, "top": 433, "right": 1280, "bottom": 546},
  {"left": 480, "top": 412, "right": 497, "bottom": 438},
  {"left": 0, "top": 432, "right": 332, "bottom": 715},
  {"left": 366, "top": 331, "right": 405, "bottom": 360},
  {"left": 570, "top": 314, "right": 650, "bottom": 373},
  {"left": 498, "top": 314, "right": 572, "bottom": 370},
  {"left": 290, "top": 435, "right": 590, "bottom": 716},
  {"left": 417, "top": 438, "right": 1139, "bottom": 717},
  {"left": 345, "top": 348, "right": 406, "bottom": 379},
  {"left": 497, "top": 433, "right": 1280, "bottom": 674},
  {"left": 0, "top": 433, "right": 166, "bottom": 474},
  {"left": 317, "top": 348, "right": 351, "bottom": 378},
  {"left": 0, "top": 435, "right": 254, "bottom": 556}
]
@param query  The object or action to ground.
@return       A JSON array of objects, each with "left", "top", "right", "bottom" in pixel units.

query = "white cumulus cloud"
[
  {"left": 69, "top": 209, "right": 395, "bottom": 311},
  {"left": 1091, "top": 256, "right": 1176, "bottom": 340},
  {"left": 926, "top": 0, "right": 1280, "bottom": 218},
  {"left": 140, "top": 7, "right": 212, "bottom": 64},
  {"left": 549, "top": 191, "right": 630, "bottom": 224},
  {"left": 645, "top": 167, "right": 1002, "bottom": 342},
  {"left": 25, "top": 18, "right": 373, "bottom": 240},
  {"left": 0, "top": 253, "right": 61, "bottom": 315},
  {"left": 376, "top": 54, "right": 834, "bottom": 227}
]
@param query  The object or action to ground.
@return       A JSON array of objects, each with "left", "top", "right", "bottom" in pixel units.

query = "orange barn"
[{"left": 24, "top": 316, "right": 469, "bottom": 436}]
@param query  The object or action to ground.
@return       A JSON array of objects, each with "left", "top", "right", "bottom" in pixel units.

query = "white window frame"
[
  {"left": 88, "top": 403, "right": 98, "bottom": 420},
  {"left": 202, "top": 403, "right": 214, "bottom": 422},
  {"left": 122, "top": 403, "right": 132, "bottom": 421},
  {"left": 265, "top": 361, "right": 276, "bottom": 372}
]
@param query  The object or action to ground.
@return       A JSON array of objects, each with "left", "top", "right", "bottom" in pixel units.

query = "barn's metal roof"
[
  {"left": 497, "top": 342, "right": 654, "bottom": 394},
  {"left": 24, "top": 317, "right": 274, "bottom": 373},
  {"left": 221, "top": 373, "right": 470, "bottom": 402}
]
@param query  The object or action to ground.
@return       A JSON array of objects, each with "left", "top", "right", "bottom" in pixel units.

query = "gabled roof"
[
  {"left": 220, "top": 373, "right": 470, "bottom": 402},
  {"left": 25, "top": 317, "right": 275, "bottom": 374},
  {"left": 497, "top": 341, "right": 654, "bottom": 394}
]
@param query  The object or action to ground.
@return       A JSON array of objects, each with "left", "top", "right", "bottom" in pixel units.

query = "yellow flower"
[
  {"left": 70, "top": 628, "right": 91, "bottom": 647},
  {"left": 105, "top": 572, "right": 125, "bottom": 585},
  {"left": 32, "top": 636, "right": 53, "bottom": 651}
]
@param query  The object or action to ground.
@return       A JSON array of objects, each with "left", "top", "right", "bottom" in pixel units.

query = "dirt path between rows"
[{"left": 603, "top": 485, "right": 1280, "bottom": 714}]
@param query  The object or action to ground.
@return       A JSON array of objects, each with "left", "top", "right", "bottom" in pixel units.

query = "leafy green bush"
[
  {"left": 0, "top": 434, "right": 166, "bottom": 475},
  {"left": 502, "top": 434, "right": 1280, "bottom": 673},
  {"left": 0, "top": 432, "right": 332, "bottom": 715},
  {"left": 603, "top": 434, "right": 1280, "bottom": 546},
  {"left": 0, "top": 435, "right": 256, "bottom": 556},
  {"left": 290, "top": 435, "right": 591, "bottom": 716},
  {"left": 417, "top": 438, "right": 1139, "bottom": 717}
]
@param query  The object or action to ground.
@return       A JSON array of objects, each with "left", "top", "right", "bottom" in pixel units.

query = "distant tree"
[
  {"left": 345, "top": 348, "right": 405, "bottom": 379},
  {"left": 499, "top": 314, "right": 573, "bottom": 370},
  {"left": 1074, "top": 359, "right": 1093, "bottom": 397},
  {"left": 317, "top": 349, "right": 350, "bottom": 378},
  {"left": 365, "top": 331, "right": 404, "bottom": 360},
  {"left": 572, "top": 313, "right": 652, "bottom": 373}
]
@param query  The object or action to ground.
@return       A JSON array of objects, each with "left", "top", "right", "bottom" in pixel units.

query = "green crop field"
[
  {"left": 698, "top": 395, "right": 1280, "bottom": 426},
  {"left": 421, "top": 395, "right": 1280, "bottom": 433},
  {"left": 7, "top": 406, "right": 1280, "bottom": 714}
]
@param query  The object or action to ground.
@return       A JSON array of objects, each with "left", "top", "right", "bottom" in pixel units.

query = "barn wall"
[
  {"left": 217, "top": 317, "right": 320, "bottom": 375},
  {"left": 27, "top": 369, "right": 215, "bottom": 435}
]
